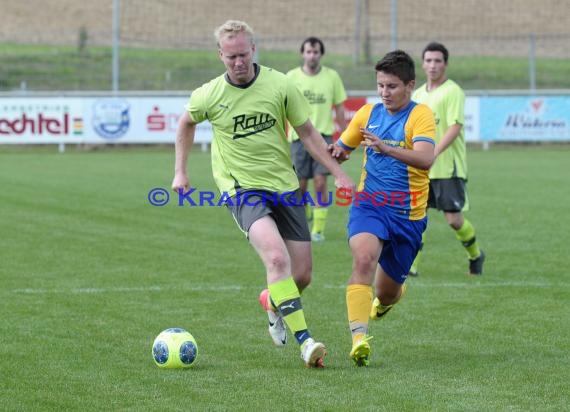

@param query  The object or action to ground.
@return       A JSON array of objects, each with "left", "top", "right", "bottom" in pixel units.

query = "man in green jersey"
[
  {"left": 287, "top": 37, "right": 347, "bottom": 242},
  {"left": 410, "top": 42, "right": 485, "bottom": 276},
  {"left": 171, "top": 20, "right": 355, "bottom": 368}
]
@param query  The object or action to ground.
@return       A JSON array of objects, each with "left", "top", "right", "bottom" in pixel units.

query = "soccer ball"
[{"left": 152, "top": 328, "right": 198, "bottom": 368}]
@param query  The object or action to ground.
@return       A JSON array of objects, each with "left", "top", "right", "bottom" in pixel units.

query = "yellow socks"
[
  {"left": 311, "top": 207, "right": 328, "bottom": 236},
  {"left": 346, "top": 284, "right": 373, "bottom": 345},
  {"left": 304, "top": 203, "right": 313, "bottom": 223}
]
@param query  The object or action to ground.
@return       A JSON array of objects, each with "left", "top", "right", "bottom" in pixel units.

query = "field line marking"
[
  {"left": 8, "top": 280, "right": 567, "bottom": 295},
  {"left": 324, "top": 281, "right": 567, "bottom": 289},
  {"left": 10, "top": 284, "right": 245, "bottom": 294}
]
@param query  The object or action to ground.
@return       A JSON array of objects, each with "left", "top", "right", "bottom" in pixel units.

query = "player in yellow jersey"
[
  {"left": 410, "top": 42, "right": 485, "bottom": 277},
  {"left": 171, "top": 20, "right": 355, "bottom": 368},
  {"left": 287, "top": 37, "right": 347, "bottom": 242},
  {"left": 331, "top": 50, "right": 436, "bottom": 366}
]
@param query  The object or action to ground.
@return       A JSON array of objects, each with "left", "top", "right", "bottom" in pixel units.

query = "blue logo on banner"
[{"left": 92, "top": 99, "right": 130, "bottom": 139}]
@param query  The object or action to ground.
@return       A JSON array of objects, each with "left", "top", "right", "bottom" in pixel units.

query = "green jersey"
[
  {"left": 187, "top": 64, "right": 311, "bottom": 197},
  {"left": 413, "top": 79, "right": 467, "bottom": 179},
  {"left": 286, "top": 66, "right": 346, "bottom": 141}
]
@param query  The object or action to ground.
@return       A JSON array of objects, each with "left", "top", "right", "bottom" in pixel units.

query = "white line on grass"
[
  {"left": 10, "top": 284, "right": 245, "bottom": 295},
  {"left": 325, "top": 281, "right": 566, "bottom": 289},
  {"left": 9, "top": 280, "right": 566, "bottom": 295}
]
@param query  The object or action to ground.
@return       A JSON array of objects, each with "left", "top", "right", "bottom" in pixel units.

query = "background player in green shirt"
[
  {"left": 410, "top": 42, "right": 485, "bottom": 276},
  {"left": 171, "top": 20, "right": 355, "bottom": 368},
  {"left": 287, "top": 37, "right": 347, "bottom": 242}
]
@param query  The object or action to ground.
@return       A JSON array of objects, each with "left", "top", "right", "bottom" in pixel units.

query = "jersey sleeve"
[
  {"left": 185, "top": 84, "right": 208, "bottom": 124},
  {"left": 338, "top": 103, "right": 373, "bottom": 151},
  {"left": 285, "top": 78, "right": 311, "bottom": 128},
  {"left": 410, "top": 104, "right": 436, "bottom": 145}
]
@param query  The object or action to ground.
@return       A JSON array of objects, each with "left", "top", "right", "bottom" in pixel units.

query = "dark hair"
[
  {"left": 422, "top": 42, "right": 449, "bottom": 63},
  {"left": 300, "top": 37, "right": 325, "bottom": 55},
  {"left": 374, "top": 50, "right": 415, "bottom": 84}
]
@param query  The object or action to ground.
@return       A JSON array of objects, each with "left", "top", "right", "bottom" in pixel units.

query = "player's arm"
[
  {"left": 361, "top": 128, "right": 434, "bottom": 170},
  {"left": 172, "top": 110, "right": 197, "bottom": 193},
  {"left": 435, "top": 87, "right": 465, "bottom": 157},
  {"left": 330, "top": 103, "right": 372, "bottom": 162},
  {"left": 329, "top": 102, "right": 347, "bottom": 161},
  {"left": 334, "top": 103, "right": 346, "bottom": 134},
  {"left": 294, "top": 120, "right": 355, "bottom": 192},
  {"left": 361, "top": 105, "right": 436, "bottom": 170},
  {"left": 332, "top": 71, "right": 348, "bottom": 134},
  {"left": 434, "top": 123, "right": 461, "bottom": 157}
]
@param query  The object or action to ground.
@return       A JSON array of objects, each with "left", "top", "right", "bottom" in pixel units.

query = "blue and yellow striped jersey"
[{"left": 338, "top": 101, "right": 435, "bottom": 220}]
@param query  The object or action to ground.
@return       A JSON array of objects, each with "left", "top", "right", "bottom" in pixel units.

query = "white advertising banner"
[
  {"left": 0, "top": 97, "right": 213, "bottom": 144},
  {"left": 3, "top": 94, "right": 569, "bottom": 145}
]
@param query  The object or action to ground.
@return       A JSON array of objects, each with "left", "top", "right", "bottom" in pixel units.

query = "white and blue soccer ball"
[{"left": 152, "top": 328, "right": 198, "bottom": 368}]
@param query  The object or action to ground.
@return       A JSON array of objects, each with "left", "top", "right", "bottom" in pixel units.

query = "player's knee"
[
  {"left": 314, "top": 179, "right": 327, "bottom": 193},
  {"left": 352, "top": 252, "right": 378, "bottom": 279},
  {"left": 445, "top": 213, "right": 463, "bottom": 230},
  {"left": 293, "top": 269, "right": 312, "bottom": 291},
  {"left": 264, "top": 250, "right": 290, "bottom": 274},
  {"left": 449, "top": 221, "right": 462, "bottom": 231},
  {"left": 354, "top": 250, "right": 378, "bottom": 266}
]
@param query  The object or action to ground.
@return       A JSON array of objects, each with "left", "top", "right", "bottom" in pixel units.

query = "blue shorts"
[{"left": 347, "top": 202, "right": 427, "bottom": 284}]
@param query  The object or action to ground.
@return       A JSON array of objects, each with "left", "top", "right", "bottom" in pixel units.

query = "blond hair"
[{"left": 214, "top": 20, "right": 255, "bottom": 48}]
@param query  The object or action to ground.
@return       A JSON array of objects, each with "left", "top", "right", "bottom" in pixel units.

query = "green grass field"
[
  {"left": 1, "top": 145, "right": 568, "bottom": 411},
  {"left": 2, "top": 43, "right": 570, "bottom": 91}
]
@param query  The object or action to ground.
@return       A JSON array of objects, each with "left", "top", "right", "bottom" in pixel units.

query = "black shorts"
[
  {"left": 428, "top": 178, "right": 470, "bottom": 212},
  {"left": 226, "top": 189, "right": 311, "bottom": 241},
  {"left": 291, "top": 135, "right": 333, "bottom": 179}
]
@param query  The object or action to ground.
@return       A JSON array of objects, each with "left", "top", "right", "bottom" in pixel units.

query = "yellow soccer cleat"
[
  {"left": 370, "top": 283, "right": 407, "bottom": 320},
  {"left": 370, "top": 298, "right": 393, "bottom": 320},
  {"left": 349, "top": 336, "right": 373, "bottom": 367}
]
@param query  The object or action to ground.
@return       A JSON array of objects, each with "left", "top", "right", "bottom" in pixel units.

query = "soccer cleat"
[
  {"left": 370, "top": 297, "right": 393, "bottom": 320},
  {"left": 468, "top": 250, "right": 486, "bottom": 275},
  {"left": 300, "top": 338, "right": 326, "bottom": 368},
  {"left": 408, "top": 269, "right": 419, "bottom": 277},
  {"left": 259, "top": 289, "right": 287, "bottom": 346},
  {"left": 349, "top": 335, "right": 373, "bottom": 367},
  {"left": 267, "top": 311, "right": 287, "bottom": 346},
  {"left": 311, "top": 232, "right": 325, "bottom": 242},
  {"left": 258, "top": 288, "right": 272, "bottom": 312},
  {"left": 370, "top": 283, "right": 406, "bottom": 320}
]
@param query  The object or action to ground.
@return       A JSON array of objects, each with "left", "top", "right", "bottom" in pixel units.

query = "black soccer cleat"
[{"left": 468, "top": 250, "right": 486, "bottom": 275}]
